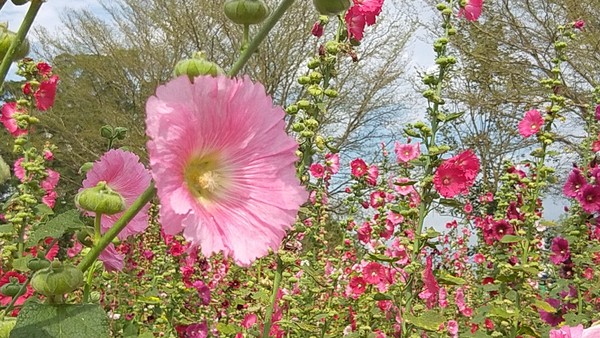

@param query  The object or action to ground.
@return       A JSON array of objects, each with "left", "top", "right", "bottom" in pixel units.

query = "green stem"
[
  {"left": 227, "top": 0, "right": 296, "bottom": 77},
  {"left": 0, "top": 0, "right": 43, "bottom": 89},
  {"left": 262, "top": 255, "right": 283, "bottom": 338},
  {"left": 77, "top": 182, "right": 156, "bottom": 273},
  {"left": 94, "top": 213, "right": 102, "bottom": 242},
  {"left": 242, "top": 24, "right": 250, "bottom": 50}
]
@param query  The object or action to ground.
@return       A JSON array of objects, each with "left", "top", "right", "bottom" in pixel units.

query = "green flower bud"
[
  {"left": 309, "top": 71, "right": 323, "bottom": 84},
  {"left": 298, "top": 76, "right": 311, "bottom": 85},
  {"left": 224, "top": 0, "right": 270, "bottom": 25},
  {"left": 114, "top": 127, "right": 128, "bottom": 140},
  {"left": 0, "top": 156, "right": 10, "bottom": 185},
  {"left": 297, "top": 100, "right": 311, "bottom": 110},
  {"left": 11, "top": 0, "right": 31, "bottom": 5},
  {"left": 307, "top": 85, "right": 323, "bottom": 97},
  {"left": 312, "top": 0, "right": 351, "bottom": 16},
  {"left": 291, "top": 123, "right": 305, "bottom": 132},
  {"left": 74, "top": 181, "right": 126, "bottom": 215},
  {"left": 325, "top": 41, "right": 339, "bottom": 55},
  {"left": 285, "top": 104, "right": 299, "bottom": 115},
  {"left": 31, "top": 260, "right": 84, "bottom": 297},
  {"left": 78, "top": 162, "right": 94, "bottom": 175},
  {"left": 27, "top": 257, "right": 51, "bottom": 271},
  {"left": 307, "top": 58, "right": 321, "bottom": 69},
  {"left": 0, "top": 277, "right": 25, "bottom": 297},
  {"left": 173, "top": 52, "right": 224, "bottom": 81},
  {"left": 100, "top": 125, "right": 113, "bottom": 139},
  {"left": 0, "top": 26, "right": 29, "bottom": 61},
  {"left": 324, "top": 88, "right": 338, "bottom": 98},
  {"left": 305, "top": 118, "right": 319, "bottom": 129}
]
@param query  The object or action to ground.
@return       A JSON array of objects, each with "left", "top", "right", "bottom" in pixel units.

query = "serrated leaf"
[
  {"left": 0, "top": 318, "right": 16, "bottom": 338},
  {"left": 10, "top": 302, "right": 109, "bottom": 338},
  {"left": 26, "top": 210, "right": 84, "bottom": 247},
  {"left": 437, "top": 273, "right": 466, "bottom": 286},
  {"left": 500, "top": 235, "right": 525, "bottom": 243},
  {"left": 438, "top": 199, "right": 462, "bottom": 208},
  {"left": 404, "top": 311, "right": 445, "bottom": 331},
  {"left": 489, "top": 306, "right": 519, "bottom": 319},
  {"left": 33, "top": 204, "right": 54, "bottom": 218}
]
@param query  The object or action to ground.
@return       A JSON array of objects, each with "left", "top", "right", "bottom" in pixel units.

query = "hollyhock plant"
[
  {"left": 1, "top": 102, "right": 28, "bottom": 137},
  {"left": 458, "top": 0, "right": 483, "bottom": 21},
  {"left": 81, "top": 149, "right": 152, "bottom": 240},
  {"left": 563, "top": 168, "right": 587, "bottom": 198},
  {"left": 145, "top": 75, "right": 307, "bottom": 266},
  {"left": 518, "top": 109, "right": 544, "bottom": 138},
  {"left": 33, "top": 75, "right": 59, "bottom": 111}
]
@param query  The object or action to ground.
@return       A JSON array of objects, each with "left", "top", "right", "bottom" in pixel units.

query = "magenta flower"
[
  {"left": 433, "top": 163, "right": 468, "bottom": 198},
  {"left": 491, "top": 219, "right": 514, "bottom": 240},
  {"left": 311, "top": 21, "right": 324, "bottom": 37},
  {"left": 539, "top": 298, "right": 564, "bottom": 326},
  {"left": 363, "top": 262, "right": 385, "bottom": 284},
  {"left": 418, "top": 256, "right": 439, "bottom": 309},
  {"left": 350, "top": 158, "right": 368, "bottom": 177},
  {"left": 394, "top": 141, "right": 420, "bottom": 163},
  {"left": 145, "top": 75, "right": 307, "bottom": 266},
  {"left": 563, "top": 168, "right": 587, "bottom": 198},
  {"left": 573, "top": 20, "right": 585, "bottom": 30},
  {"left": 550, "top": 237, "right": 570, "bottom": 265},
  {"left": 309, "top": 163, "right": 325, "bottom": 178},
  {"left": 577, "top": 184, "right": 600, "bottom": 213},
  {"left": 366, "top": 164, "right": 378, "bottom": 185},
  {"left": 518, "top": 109, "right": 544, "bottom": 138},
  {"left": 347, "top": 276, "right": 367, "bottom": 299},
  {"left": 446, "top": 149, "right": 480, "bottom": 184},
  {"left": 595, "top": 105, "right": 600, "bottom": 121},
  {"left": 447, "top": 320, "right": 459, "bottom": 336},
  {"left": 34, "top": 75, "right": 59, "bottom": 111},
  {"left": 81, "top": 149, "right": 152, "bottom": 239},
  {"left": 344, "top": 0, "right": 384, "bottom": 41},
  {"left": 1, "top": 102, "right": 27, "bottom": 137},
  {"left": 459, "top": 0, "right": 483, "bottom": 21}
]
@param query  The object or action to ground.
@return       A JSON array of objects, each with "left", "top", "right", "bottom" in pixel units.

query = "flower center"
[{"left": 184, "top": 153, "right": 228, "bottom": 202}]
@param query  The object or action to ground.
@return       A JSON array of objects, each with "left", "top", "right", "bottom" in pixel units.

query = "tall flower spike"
[{"left": 146, "top": 75, "right": 307, "bottom": 266}]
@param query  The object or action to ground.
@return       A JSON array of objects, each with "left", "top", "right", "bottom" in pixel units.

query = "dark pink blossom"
[
  {"left": 351, "top": 158, "right": 368, "bottom": 177},
  {"left": 34, "top": 75, "right": 59, "bottom": 111},
  {"left": 418, "top": 256, "right": 439, "bottom": 309},
  {"left": 518, "top": 109, "right": 544, "bottom": 138},
  {"left": 563, "top": 169, "right": 587, "bottom": 198},
  {"left": 458, "top": 0, "right": 483, "bottom": 21},
  {"left": 310, "top": 163, "right": 325, "bottom": 178},
  {"left": 550, "top": 237, "right": 570, "bottom": 265},
  {"left": 577, "top": 184, "right": 600, "bottom": 213},
  {"left": 311, "top": 21, "right": 324, "bottom": 37}
]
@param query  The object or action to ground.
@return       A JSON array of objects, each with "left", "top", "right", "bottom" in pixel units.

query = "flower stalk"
[
  {"left": 262, "top": 255, "right": 283, "bottom": 338},
  {"left": 0, "top": 0, "right": 43, "bottom": 89}
]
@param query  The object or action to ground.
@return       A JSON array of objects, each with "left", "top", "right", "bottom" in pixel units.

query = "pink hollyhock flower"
[
  {"left": 459, "top": 0, "right": 483, "bottom": 21},
  {"left": 473, "top": 253, "right": 485, "bottom": 264},
  {"left": 518, "top": 109, "right": 544, "bottom": 138},
  {"left": 310, "top": 163, "right": 325, "bottom": 178},
  {"left": 550, "top": 237, "right": 570, "bottom": 265},
  {"left": 433, "top": 163, "right": 468, "bottom": 198},
  {"left": 366, "top": 164, "right": 378, "bottom": 185},
  {"left": 44, "top": 150, "right": 54, "bottom": 161},
  {"left": 98, "top": 243, "right": 124, "bottom": 272},
  {"left": 22, "top": 83, "right": 32, "bottom": 96},
  {"left": 370, "top": 190, "right": 386, "bottom": 208},
  {"left": 36, "top": 62, "right": 53, "bottom": 76},
  {"left": 241, "top": 314, "right": 257, "bottom": 329},
  {"left": 311, "top": 21, "right": 324, "bottom": 37},
  {"left": 394, "top": 142, "right": 420, "bottom": 163},
  {"left": 81, "top": 149, "right": 151, "bottom": 239},
  {"left": 418, "top": 256, "right": 439, "bottom": 309},
  {"left": 185, "top": 322, "right": 208, "bottom": 338},
  {"left": 347, "top": 276, "right": 367, "bottom": 299},
  {"left": 325, "top": 153, "right": 340, "bottom": 174},
  {"left": 595, "top": 105, "right": 600, "bottom": 121},
  {"left": 42, "top": 191, "right": 58, "bottom": 208},
  {"left": 446, "top": 149, "right": 480, "bottom": 184},
  {"left": 345, "top": 0, "right": 384, "bottom": 41},
  {"left": 351, "top": 158, "right": 368, "bottom": 177},
  {"left": 550, "top": 324, "right": 585, "bottom": 338},
  {"left": 391, "top": 177, "right": 416, "bottom": 196},
  {"left": 34, "top": 75, "right": 59, "bottom": 111},
  {"left": 573, "top": 20, "right": 585, "bottom": 30},
  {"left": 41, "top": 169, "right": 60, "bottom": 191},
  {"left": 363, "top": 262, "right": 385, "bottom": 284},
  {"left": 563, "top": 169, "right": 587, "bottom": 198},
  {"left": 146, "top": 75, "right": 307, "bottom": 266},
  {"left": 192, "top": 280, "right": 211, "bottom": 305},
  {"left": 357, "top": 221, "right": 372, "bottom": 243},
  {"left": 491, "top": 219, "right": 514, "bottom": 241},
  {"left": 1, "top": 102, "right": 28, "bottom": 137},
  {"left": 577, "top": 184, "right": 600, "bottom": 213},
  {"left": 539, "top": 298, "right": 564, "bottom": 326},
  {"left": 13, "top": 158, "right": 25, "bottom": 181},
  {"left": 439, "top": 287, "right": 448, "bottom": 308},
  {"left": 447, "top": 320, "right": 459, "bottom": 336}
]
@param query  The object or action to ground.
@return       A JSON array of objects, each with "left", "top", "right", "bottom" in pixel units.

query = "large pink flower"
[
  {"left": 518, "top": 109, "right": 544, "bottom": 138},
  {"left": 145, "top": 75, "right": 307, "bottom": 266},
  {"left": 1, "top": 102, "right": 28, "bottom": 137},
  {"left": 394, "top": 142, "right": 420, "bottom": 163},
  {"left": 458, "top": 0, "right": 483, "bottom": 21},
  {"left": 34, "top": 75, "right": 59, "bottom": 111},
  {"left": 81, "top": 149, "right": 152, "bottom": 239},
  {"left": 345, "top": 0, "right": 384, "bottom": 41}
]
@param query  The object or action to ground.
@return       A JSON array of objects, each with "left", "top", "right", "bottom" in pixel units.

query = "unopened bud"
[
  {"left": 75, "top": 181, "right": 126, "bottom": 215},
  {"left": 224, "top": 0, "right": 270, "bottom": 25}
]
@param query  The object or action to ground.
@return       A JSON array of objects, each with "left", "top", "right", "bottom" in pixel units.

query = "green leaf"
[
  {"left": 0, "top": 318, "right": 16, "bottom": 338},
  {"left": 33, "top": 204, "right": 54, "bottom": 218},
  {"left": 437, "top": 273, "right": 466, "bottom": 286},
  {"left": 367, "top": 253, "right": 396, "bottom": 263},
  {"left": 25, "top": 210, "right": 84, "bottom": 247},
  {"left": 373, "top": 293, "right": 393, "bottom": 301},
  {"left": 489, "top": 306, "right": 519, "bottom": 319},
  {"left": 500, "top": 235, "right": 525, "bottom": 243},
  {"left": 517, "top": 325, "right": 541, "bottom": 338},
  {"left": 438, "top": 199, "right": 462, "bottom": 208},
  {"left": 393, "top": 180, "right": 417, "bottom": 186},
  {"left": 10, "top": 302, "right": 109, "bottom": 338},
  {"left": 404, "top": 311, "right": 445, "bottom": 332},
  {"left": 216, "top": 323, "right": 239, "bottom": 335},
  {"left": 12, "top": 257, "right": 32, "bottom": 272},
  {"left": 0, "top": 224, "right": 14, "bottom": 235}
]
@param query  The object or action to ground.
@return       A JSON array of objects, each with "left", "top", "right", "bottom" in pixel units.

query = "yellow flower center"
[{"left": 184, "top": 153, "right": 228, "bottom": 203}]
